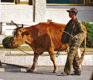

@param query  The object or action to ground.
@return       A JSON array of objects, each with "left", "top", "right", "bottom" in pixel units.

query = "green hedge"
[
  {"left": 81, "top": 21, "right": 93, "bottom": 48},
  {"left": 2, "top": 36, "right": 18, "bottom": 48}
]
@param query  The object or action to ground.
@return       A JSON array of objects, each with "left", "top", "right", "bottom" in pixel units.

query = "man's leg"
[
  {"left": 73, "top": 52, "right": 81, "bottom": 74},
  {"left": 64, "top": 51, "right": 75, "bottom": 74},
  {"left": 64, "top": 43, "right": 79, "bottom": 75}
]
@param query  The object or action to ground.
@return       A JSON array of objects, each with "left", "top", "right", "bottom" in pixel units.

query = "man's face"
[{"left": 69, "top": 11, "right": 73, "bottom": 18}]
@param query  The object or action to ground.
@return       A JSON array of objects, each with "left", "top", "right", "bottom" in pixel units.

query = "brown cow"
[{"left": 10, "top": 22, "right": 87, "bottom": 73}]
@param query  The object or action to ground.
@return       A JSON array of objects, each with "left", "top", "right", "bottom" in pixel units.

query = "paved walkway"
[{"left": 0, "top": 66, "right": 93, "bottom": 80}]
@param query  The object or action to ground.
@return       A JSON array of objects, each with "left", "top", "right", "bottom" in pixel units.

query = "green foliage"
[
  {"left": 2, "top": 36, "right": 18, "bottom": 48},
  {"left": 81, "top": 21, "right": 93, "bottom": 48}
]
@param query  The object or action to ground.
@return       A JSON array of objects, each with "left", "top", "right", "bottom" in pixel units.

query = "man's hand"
[{"left": 73, "top": 36, "right": 77, "bottom": 40}]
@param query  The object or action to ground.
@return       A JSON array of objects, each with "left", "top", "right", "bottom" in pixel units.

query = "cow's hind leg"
[
  {"left": 49, "top": 47, "right": 58, "bottom": 73},
  {"left": 27, "top": 53, "right": 39, "bottom": 73}
]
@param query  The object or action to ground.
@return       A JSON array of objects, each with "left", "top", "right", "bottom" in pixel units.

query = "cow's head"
[{"left": 10, "top": 22, "right": 29, "bottom": 47}]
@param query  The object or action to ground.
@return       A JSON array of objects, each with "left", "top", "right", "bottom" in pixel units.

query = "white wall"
[
  {"left": 0, "top": 5, "right": 93, "bottom": 37},
  {"left": 46, "top": 6, "right": 93, "bottom": 24},
  {"left": 0, "top": 5, "right": 33, "bottom": 23},
  {"left": 1, "top": 5, "right": 93, "bottom": 24}
]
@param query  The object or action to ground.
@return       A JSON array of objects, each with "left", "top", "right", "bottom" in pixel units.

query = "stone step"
[
  {"left": 0, "top": 55, "right": 93, "bottom": 66},
  {"left": 0, "top": 35, "right": 6, "bottom": 45}
]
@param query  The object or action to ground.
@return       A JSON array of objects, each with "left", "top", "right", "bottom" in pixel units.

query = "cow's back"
[
  {"left": 26, "top": 22, "right": 66, "bottom": 51},
  {"left": 47, "top": 22, "right": 66, "bottom": 51},
  {"left": 26, "top": 22, "right": 86, "bottom": 51}
]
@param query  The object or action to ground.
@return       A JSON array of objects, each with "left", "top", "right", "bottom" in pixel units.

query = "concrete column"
[
  {"left": 0, "top": 22, "right": 2, "bottom": 35},
  {"left": 29, "top": 0, "right": 33, "bottom": 5},
  {"left": 0, "top": 4, "right": 1, "bottom": 22},
  {"left": 33, "top": 0, "right": 46, "bottom": 23},
  {"left": 0, "top": 61, "right": 2, "bottom": 66},
  {"left": 0, "top": 51, "right": 5, "bottom": 67}
]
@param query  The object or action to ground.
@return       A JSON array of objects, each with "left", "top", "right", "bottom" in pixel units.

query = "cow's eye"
[{"left": 17, "top": 34, "right": 20, "bottom": 36}]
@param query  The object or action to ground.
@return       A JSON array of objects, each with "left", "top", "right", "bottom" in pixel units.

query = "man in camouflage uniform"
[{"left": 61, "top": 8, "right": 84, "bottom": 76}]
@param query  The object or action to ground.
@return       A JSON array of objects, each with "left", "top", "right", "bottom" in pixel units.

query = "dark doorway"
[{"left": 1, "top": 0, "right": 14, "bottom": 2}]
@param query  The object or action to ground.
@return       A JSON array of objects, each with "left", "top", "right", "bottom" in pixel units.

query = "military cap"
[{"left": 67, "top": 8, "right": 78, "bottom": 13}]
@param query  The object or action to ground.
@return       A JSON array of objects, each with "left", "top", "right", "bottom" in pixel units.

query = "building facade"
[
  {"left": 1, "top": 0, "right": 93, "bottom": 6},
  {"left": 0, "top": 0, "right": 93, "bottom": 41},
  {"left": 0, "top": 0, "right": 93, "bottom": 24}
]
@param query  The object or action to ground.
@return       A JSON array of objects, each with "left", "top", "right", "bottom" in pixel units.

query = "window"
[
  {"left": 1, "top": 0, "right": 14, "bottom": 2},
  {"left": 47, "top": 0, "right": 85, "bottom": 5},
  {"left": 17, "top": 0, "right": 29, "bottom": 4},
  {"left": 1, "top": 0, "right": 29, "bottom": 4},
  {"left": 20, "top": 0, "right": 28, "bottom": 1},
  {"left": 20, "top": 0, "right": 29, "bottom": 2},
  {"left": 1, "top": 0, "right": 15, "bottom": 4},
  {"left": 89, "top": 0, "right": 93, "bottom": 3}
]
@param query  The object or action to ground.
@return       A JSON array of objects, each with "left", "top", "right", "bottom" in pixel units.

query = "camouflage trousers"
[{"left": 64, "top": 42, "right": 81, "bottom": 75}]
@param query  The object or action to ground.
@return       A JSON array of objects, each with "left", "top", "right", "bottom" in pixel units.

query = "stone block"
[
  {"left": 0, "top": 51, "right": 5, "bottom": 62},
  {"left": 82, "top": 55, "right": 93, "bottom": 66},
  {"left": 0, "top": 22, "right": 2, "bottom": 35},
  {"left": 2, "top": 25, "right": 16, "bottom": 35},
  {"left": 4, "top": 56, "right": 26, "bottom": 65},
  {"left": 1, "top": 51, "right": 93, "bottom": 66},
  {"left": 33, "top": 0, "right": 46, "bottom": 22},
  {"left": 0, "top": 61, "right": 2, "bottom": 66},
  {"left": 0, "top": 35, "right": 6, "bottom": 45},
  {"left": 25, "top": 56, "right": 33, "bottom": 65},
  {"left": 38, "top": 56, "right": 53, "bottom": 66}
]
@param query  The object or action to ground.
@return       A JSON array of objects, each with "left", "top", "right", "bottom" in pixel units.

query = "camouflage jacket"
[{"left": 61, "top": 18, "right": 84, "bottom": 44}]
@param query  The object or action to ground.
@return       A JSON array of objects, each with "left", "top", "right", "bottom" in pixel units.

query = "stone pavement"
[{"left": 0, "top": 66, "right": 93, "bottom": 80}]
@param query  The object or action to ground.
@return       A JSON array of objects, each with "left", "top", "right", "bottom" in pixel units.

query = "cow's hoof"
[
  {"left": 53, "top": 69, "right": 58, "bottom": 73},
  {"left": 27, "top": 69, "right": 34, "bottom": 73}
]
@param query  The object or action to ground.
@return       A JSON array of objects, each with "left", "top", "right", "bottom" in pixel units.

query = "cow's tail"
[{"left": 79, "top": 36, "right": 86, "bottom": 65}]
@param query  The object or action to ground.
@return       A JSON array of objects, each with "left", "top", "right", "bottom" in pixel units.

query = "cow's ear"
[
  {"left": 25, "top": 31, "right": 29, "bottom": 35},
  {"left": 22, "top": 24, "right": 23, "bottom": 28}
]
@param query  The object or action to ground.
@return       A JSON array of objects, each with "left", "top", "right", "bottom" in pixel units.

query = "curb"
[
  {"left": 0, "top": 51, "right": 93, "bottom": 55},
  {"left": 1, "top": 55, "right": 93, "bottom": 66},
  {"left": 0, "top": 68, "right": 28, "bottom": 72},
  {"left": 0, "top": 51, "right": 93, "bottom": 71}
]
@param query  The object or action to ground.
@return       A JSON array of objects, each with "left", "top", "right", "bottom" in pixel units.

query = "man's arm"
[{"left": 74, "top": 22, "right": 84, "bottom": 40}]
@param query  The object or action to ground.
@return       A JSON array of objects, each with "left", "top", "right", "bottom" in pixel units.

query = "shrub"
[
  {"left": 2, "top": 36, "right": 18, "bottom": 48},
  {"left": 81, "top": 21, "right": 93, "bottom": 48}
]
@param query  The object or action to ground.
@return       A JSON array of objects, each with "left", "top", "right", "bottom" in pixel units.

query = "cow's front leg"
[
  {"left": 27, "top": 53, "right": 39, "bottom": 73},
  {"left": 49, "top": 47, "right": 58, "bottom": 73}
]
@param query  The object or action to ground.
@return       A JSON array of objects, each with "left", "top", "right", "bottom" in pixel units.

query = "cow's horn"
[
  {"left": 22, "top": 24, "right": 24, "bottom": 28},
  {"left": 11, "top": 20, "right": 18, "bottom": 28}
]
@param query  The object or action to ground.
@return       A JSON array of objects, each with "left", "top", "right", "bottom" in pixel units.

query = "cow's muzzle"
[{"left": 9, "top": 38, "right": 16, "bottom": 47}]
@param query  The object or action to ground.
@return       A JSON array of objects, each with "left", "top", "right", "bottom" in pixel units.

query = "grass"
[
  {"left": 0, "top": 46, "right": 93, "bottom": 56},
  {"left": 0, "top": 46, "right": 33, "bottom": 51},
  {"left": 5, "top": 52, "right": 93, "bottom": 56},
  {"left": 80, "top": 48, "right": 93, "bottom": 52},
  {"left": 0, "top": 46, "right": 93, "bottom": 52}
]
